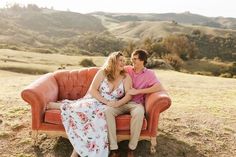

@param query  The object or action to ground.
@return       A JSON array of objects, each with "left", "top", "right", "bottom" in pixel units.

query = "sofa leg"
[
  {"left": 32, "top": 131, "right": 38, "bottom": 146},
  {"left": 150, "top": 137, "right": 157, "bottom": 154}
]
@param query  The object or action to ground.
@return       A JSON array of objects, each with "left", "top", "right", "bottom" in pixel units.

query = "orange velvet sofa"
[{"left": 21, "top": 67, "right": 171, "bottom": 153}]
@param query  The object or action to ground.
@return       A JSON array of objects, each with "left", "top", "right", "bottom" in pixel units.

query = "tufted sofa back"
[{"left": 53, "top": 67, "right": 99, "bottom": 100}]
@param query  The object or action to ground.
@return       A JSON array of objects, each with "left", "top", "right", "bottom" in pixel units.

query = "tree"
[
  {"left": 123, "top": 41, "right": 136, "bottom": 57},
  {"left": 163, "top": 35, "right": 198, "bottom": 60},
  {"left": 27, "top": 4, "right": 41, "bottom": 11}
]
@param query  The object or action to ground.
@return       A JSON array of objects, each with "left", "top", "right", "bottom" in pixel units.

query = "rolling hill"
[
  {"left": 91, "top": 11, "right": 236, "bottom": 29},
  {"left": 91, "top": 12, "right": 236, "bottom": 41},
  {"left": 1, "top": 6, "right": 236, "bottom": 62}
]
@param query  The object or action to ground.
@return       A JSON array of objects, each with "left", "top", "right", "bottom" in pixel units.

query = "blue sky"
[{"left": 0, "top": 0, "right": 236, "bottom": 18}]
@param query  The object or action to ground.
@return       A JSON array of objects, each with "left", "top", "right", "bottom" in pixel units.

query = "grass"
[
  {"left": 0, "top": 131, "right": 12, "bottom": 139},
  {"left": 181, "top": 59, "right": 232, "bottom": 76},
  {"left": 0, "top": 49, "right": 106, "bottom": 74},
  {"left": 0, "top": 49, "right": 236, "bottom": 156},
  {"left": 0, "top": 66, "right": 50, "bottom": 75}
]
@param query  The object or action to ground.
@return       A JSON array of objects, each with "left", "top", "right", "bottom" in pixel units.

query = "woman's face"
[{"left": 116, "top": 55, "right": 125, "bottom": 71}]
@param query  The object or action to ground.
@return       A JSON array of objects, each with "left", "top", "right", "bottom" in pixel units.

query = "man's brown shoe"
[
  {"left": 127, "top": 149, "right": 134, "bottom": 157},
  {"left": 109, "top": 150, "right": 119, "bottom": 157}
]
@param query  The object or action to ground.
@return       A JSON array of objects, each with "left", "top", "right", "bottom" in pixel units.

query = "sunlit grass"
[
  {"left": 0, "top": 49, "right": 106, "bottom": 74},
  {"left": 0, "top": 131, "right": 12, "bottom": 139},
  {"left": 0, "top": 49, "right": 235, "bottom": 156}
]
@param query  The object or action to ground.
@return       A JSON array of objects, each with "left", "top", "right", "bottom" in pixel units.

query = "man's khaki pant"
[{"left": 104, "top": 102, "right": 144, "bottom": 150}]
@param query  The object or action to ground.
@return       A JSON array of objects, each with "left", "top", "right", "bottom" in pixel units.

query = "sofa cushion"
[
  {"left": 44, "top": 109, "right": 147, "bottom": 131},
  {"left": 53, "top": 68, "right": 99, "bottom": 100}
]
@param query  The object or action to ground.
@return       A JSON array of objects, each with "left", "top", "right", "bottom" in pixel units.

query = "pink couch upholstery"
[{"left": 21, "top": 67, "right": 171, "bottom": 153}]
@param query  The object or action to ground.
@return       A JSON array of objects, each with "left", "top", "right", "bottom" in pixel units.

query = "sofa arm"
[
  {"left": 145, "top": 91, "right": 171, "bottom": 136},
  {"left": 21, "top": 73, "right": 59, "bottom": 130}
]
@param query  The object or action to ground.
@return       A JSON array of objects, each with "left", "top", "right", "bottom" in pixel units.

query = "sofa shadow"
[
  {"left": 33, "top": 145, "right": 44, "bottom": 157},
  {"left": 35, "top": 134, "right": 205, "bottom": 157},
  {"left": 53, "top": 137, "right": 73, "bottom": 157},
  {"left": 134, "top": 134, "right": 205, "bottom": 157}
]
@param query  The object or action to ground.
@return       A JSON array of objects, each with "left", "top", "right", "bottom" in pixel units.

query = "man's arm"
[
  {"left": 129, "top": 69, "right": 165, "bottom": 95},
  {"left": 140, "top": 83, "right": 164, "bottom": 94},
  {"left": 128, "top": 83, "right": 164, "bottom": 95}
]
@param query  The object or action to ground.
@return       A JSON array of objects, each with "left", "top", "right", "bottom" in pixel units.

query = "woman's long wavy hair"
[{"left": 103, "top": 51, "right": 126, "bottom": 81}]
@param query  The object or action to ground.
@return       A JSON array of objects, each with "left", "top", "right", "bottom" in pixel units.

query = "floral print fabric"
[{"left": 60, "top": 78, "right": 125, "bottom": 157}]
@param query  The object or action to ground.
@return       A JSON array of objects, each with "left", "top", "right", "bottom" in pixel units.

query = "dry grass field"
[{"left": 0, "top": 49, "right": 236, "bottom": 157}]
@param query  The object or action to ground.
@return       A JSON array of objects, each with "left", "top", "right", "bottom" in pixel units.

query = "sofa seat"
[{"left": 44, "top": 109, "right": 147, "bottom": 131}]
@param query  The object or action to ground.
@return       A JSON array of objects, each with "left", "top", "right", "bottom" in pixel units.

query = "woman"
[{"left": 47, "top": 52, "right": 132, "bottom": 157}]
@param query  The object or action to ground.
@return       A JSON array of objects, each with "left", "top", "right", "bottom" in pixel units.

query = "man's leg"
[
  {"left": 127, "top": 102, "right": 145, "bottom": 150},
  {"left": 104, "top": 106, "right": 123, "bottom": 150},
  {"left": 47, "top": 102, "right": 61, "bottom": 109}
]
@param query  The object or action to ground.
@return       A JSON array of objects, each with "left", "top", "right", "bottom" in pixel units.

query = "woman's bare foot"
[
  {"left": 70, "top": 149, "right": 78, "bottom": 157},
  {"left": 46, "top": 102, "right": 61, "bottom": 109}
]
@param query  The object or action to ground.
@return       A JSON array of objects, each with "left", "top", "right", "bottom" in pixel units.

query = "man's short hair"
[{"left": 132, "top": 49, "right": 148, "bottom": 65}]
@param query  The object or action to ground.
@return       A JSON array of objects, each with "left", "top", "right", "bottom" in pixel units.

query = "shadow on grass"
[
  {"left": 53, "top": 137, "right": 73, "bottom": 157},
  {"left": 33, "top": 145, "right": 44, "bottom": 157},
  {"left": 36, "top": 134, "right": 205, "bottom": 157},
  {"left": 134, "top": 134, "right": 205, "bottom": 157}
]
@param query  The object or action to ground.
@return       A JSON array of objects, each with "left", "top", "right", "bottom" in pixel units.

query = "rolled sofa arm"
[
  {"left": 21, "top": 73, "right": 59, "bottom": 130},
  {"left": 145, "top": 91, "right": 171, "bottom": 136}
]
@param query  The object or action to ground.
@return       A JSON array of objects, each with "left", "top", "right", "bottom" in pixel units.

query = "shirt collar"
[{"left": 132, "top": 67, "right": 147, "bottom": 74}]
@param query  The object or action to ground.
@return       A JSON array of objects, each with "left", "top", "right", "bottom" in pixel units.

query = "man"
[{"left": 105, "top": 49, "right": 164, "bottom": 157}]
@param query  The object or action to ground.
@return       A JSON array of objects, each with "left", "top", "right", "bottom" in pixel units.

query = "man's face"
[{"left": 131, "top": 54, "right": 143, "bottom": 67}]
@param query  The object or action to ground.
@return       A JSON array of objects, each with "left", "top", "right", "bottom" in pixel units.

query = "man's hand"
[
  {"left": 106, "top": 100, "right": 120, "bottom": 108},
  {"left": 127, "top": 88, "right": 140, "bottom": 95}
]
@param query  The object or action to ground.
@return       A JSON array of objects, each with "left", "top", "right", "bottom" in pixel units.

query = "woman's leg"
[{"left": 70, "top": 149, "right": 78, "bottom": 157}]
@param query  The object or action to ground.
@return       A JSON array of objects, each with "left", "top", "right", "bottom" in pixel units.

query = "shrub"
[
  {"left": 219, "top": 62, "right": 236, "bottom": 77},
  {"left": 191, "top": 29, "right": 201, "bottom": 36},
  {"left": 213, "top": 57, "right": 222, "bottom": 62},
  {"left": 163, "top": 35, "right": 198, "bottom": 60},
  {"left": 80, "top": 59, "right": 96, "bottom": 67},
  {"left": 220, "top": 73, "right": 232, "bottom": 78},
  {"left": 211, "top": 68, "right": 221, "bottom": 76},
  {"left": 229, "top": 62, "right": 236, "bottom": 75},
  {"left": 200, "top": 57, "right": 208, "bottom": 61},
  {"left": 193, "top": 71, "right": 213, "bottom": 76},
  {"left": 163, "top": 54, "right": 183, "bottom": 71},
  {"left": 9, "top": 46, "right": 21, "bottom": 50},
  {"left": 123, "top": 41, "right": 136, "bottom": 57},
  {"left": 125, "top": 58, "right": 132, "bottom": 66},
  {"left": 146, "top": 58, "right": 173, "bottom": 69},
  {"left": 146, "top": 59, "right": 159, "bottom": 69}
]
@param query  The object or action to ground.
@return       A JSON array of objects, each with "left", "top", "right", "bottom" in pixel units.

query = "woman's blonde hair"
[{"left": 103, "top": 51, "right": 125, "bottom": 81}]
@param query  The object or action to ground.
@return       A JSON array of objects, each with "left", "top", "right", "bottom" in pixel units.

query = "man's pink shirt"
[{"left": 126, "top": 66, "right": 160, "bottom": 104}]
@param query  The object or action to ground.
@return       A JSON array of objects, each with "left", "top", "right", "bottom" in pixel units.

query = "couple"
[{"left": 48, "top": 49, "right": 163, "bottom": 157}]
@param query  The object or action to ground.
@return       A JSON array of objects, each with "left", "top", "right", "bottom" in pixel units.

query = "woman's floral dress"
[{"left": 60, "top": 78, "right": 125, "bottom": 157}]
